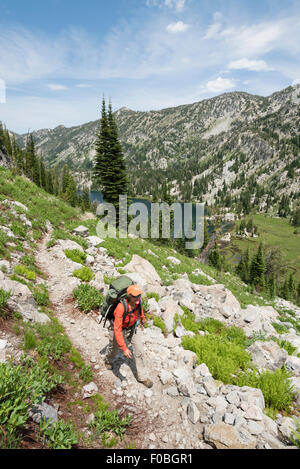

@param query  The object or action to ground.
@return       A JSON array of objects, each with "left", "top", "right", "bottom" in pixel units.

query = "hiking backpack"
[{"left": 99, "top": 275, "right": 141, "bottom": 328}]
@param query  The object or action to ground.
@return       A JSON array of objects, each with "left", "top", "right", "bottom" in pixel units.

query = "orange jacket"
[{"left": 113, "top": 299, "right": 145, "bottom": 353}]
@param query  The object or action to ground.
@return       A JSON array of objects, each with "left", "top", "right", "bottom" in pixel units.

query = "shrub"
[
  {"left": 153, "top": 316, "right": 166, "bottom": 334},
  {"left": 79, "top": 365, "right": 94, "bottom": 383},
  {"left": 32, "top": 284, "right": 49, "bottom": 306},
  {"left": 73, "top": 284, "right": 104, "bottom": 313},
  {"left": 39, "top": 418, "right": 78, "bottom": 449},
  {"left": 181, "top": 334, "right": 251, "bottom": 384},
  {"left": 0, "top": 358, "right": 63, "bottom": 448},
  {"left": 65, "top": 249, "right": 87, "bottom": 265},
  {"left": 14, "top": 264, "right": 36, "bottom": 281},
  {"left": 23, "top": 327, "right": 38, "bottom": 351},
  {"left": 88, "top": 409, "right": 132, "bottom": 440},
  {"left": 73, "top": 266, "right": 95, "bottom": 282},
  {"left": 146, "top": 292, "right": 160, "bottom": 302},
  {"left": 35, "top": 320, "right": 72, "bottom": 360}
]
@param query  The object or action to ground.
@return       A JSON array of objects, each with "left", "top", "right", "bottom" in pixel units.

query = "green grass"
[
  {"left": 65, "top": 249, "right": 87, "bottom": 265},
  {"left": 38, "top": 418, "right": 78, "bottom": 449},
  {"left": 224, "top": 214, "right": 300, "bottom": 284},
  {"left": 182, "top": 334, "right": 251, "bottom": 384},
  {"left": 0, "top": 358, "right": 63, "bottom": 449},
  {"left": 14, "top": 264, "right": 37, "bottom": 281},
  {"left": 73, "top": 266, "right": 95, "bottom": 282},
  {"left": 88, "top": 409, "right": 132, "bottom": 440},
  {"left": 73, "top": 283, "right": 104, "bottom": 313},
  {"left": 0, "top": 169, "right": 80, "bottom": 236}
]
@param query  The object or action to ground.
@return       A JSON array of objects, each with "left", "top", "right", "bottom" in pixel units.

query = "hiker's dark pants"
[{"left": 105, "top": 324, "right": 147, "bottom": 381}]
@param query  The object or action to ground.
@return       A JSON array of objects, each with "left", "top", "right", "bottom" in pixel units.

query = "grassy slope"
[
  {"left": 223, "top": 213, "right": 300, "bottom": 283},
  {"left": 1, "top": 168, "right": 299, "bottom": 448}
]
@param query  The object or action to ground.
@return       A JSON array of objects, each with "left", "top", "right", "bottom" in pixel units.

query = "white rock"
[
  {"left": 71, "top": 225, "right": 89, "bottom": 237},
  {"left": 244, "top": 405, "right": 264, "bottom": 421},
  {"left": 124, "top": 255, "right": 162, "bottom": 285},
  {"left": 285, "top": 356, "right": 300, "bottom": 376},
  {"left": 82, "top": 382, "right": 98, "bottom": 399},
  {"left": 86, "top": 235, "right": 104, "bottom": 247},
  {"left": 224, "top": 413, "right": 235, "bottom": 425},
  {"left": 167, "top": 256, "right": 181, "bottom": 265}
]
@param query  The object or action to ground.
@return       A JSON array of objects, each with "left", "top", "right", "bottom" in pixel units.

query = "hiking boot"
[{"left": 139, "top": 378, "right": 153, "bottom": 389}]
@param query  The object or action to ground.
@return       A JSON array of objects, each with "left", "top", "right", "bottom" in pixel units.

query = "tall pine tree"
[{"left": 93, "top": 98, "right": 129, "bottom": 223}]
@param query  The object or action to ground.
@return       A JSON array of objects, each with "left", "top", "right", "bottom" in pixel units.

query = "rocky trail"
[
  {"left": 1, "top": 210, "right": 300, "bottom": 449},
  {"left": 34, "top": 224, "right": 209, "bottom": 449}
]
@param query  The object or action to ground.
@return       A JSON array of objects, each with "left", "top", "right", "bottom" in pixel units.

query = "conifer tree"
[
  {"left": 25, "top": 134, "right": 39, "bottom": 185},
  {"left": 203, "top": 217, "right": 209, "bottom": 250},
  {"left": 93, "top": 98, "right": 129, "bottom": 223},
  {"left": 64, "top": 175, "right": 78, "bottom": 207},
  {"left": 208, "top": 242, "right": 222, "bottom": 271},
  {"left": 250, "top": 243, "right": 266, "bottom": 290}
]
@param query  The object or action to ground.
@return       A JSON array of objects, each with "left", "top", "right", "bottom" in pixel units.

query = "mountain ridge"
[{"left": 12, "top": 84, "right": 300, "bottom": 206}]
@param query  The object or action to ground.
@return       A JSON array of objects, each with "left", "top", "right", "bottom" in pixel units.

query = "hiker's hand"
[{"left": 124, "top": 349, "right": 132, "bottom": 359}]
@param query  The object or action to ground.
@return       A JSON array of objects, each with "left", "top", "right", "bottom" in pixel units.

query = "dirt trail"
[{"left": 35, "top": 225, "right": 204, "bottom": 449}]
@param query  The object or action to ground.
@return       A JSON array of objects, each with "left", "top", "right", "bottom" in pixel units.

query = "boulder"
[
  {"left": 82, "top": 382, "right": 99, "bottom": 399},
  {"left": 56, "top": 239, "right": 84, "bottom": 252},
  {"left": 0, "top": 278, "right": 50, "bottom": 324},
  {"left": 167, "top": 256, "right": 181, "bottom": 265},
  {"left": 71, "top": 225, "right": 89, "bottom": 237},
  {"left": 124, "top": 255, "right": 162, "bottom": 285},
  {"left": 172, "top": 367, "right": 197, "bottom": 397},
  {"left": 161, "top": 299, "right": 184, "bottom": 333},
  {"left": 247, "top": 340, "right": 289, "bottom": 371},
  {"left": 203, "top": 422, "right": 256, "bottom": 449},
  {"left": 285, "top": 356, "right": 300, "bottom": 376},
  {"left": 241, "top": 305, "right": 279, "bottom": 337},
  {"left": 147, "top": 297, "right": 161, "bottom": 316},
  {"left": 86, "top": 235, "right": 105, "bottom": 247},
  {"left": 29, "top": 402, "right": 58, "bottom": 424},
  {"left": 197, "top": 284, "right": 241, "bottom": 319}
]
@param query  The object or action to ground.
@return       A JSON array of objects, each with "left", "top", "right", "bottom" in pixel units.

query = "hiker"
[{"left": 104, "top": 284, "right": 153, "bottom": 389}]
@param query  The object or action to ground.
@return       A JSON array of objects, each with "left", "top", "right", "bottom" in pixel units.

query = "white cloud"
[
  {"left": 76, "top": 84, "right": 92, "bottom": 88},
  {"left": 201, "top": 77, "right": 236, "bottom": 94},
  {"left": 166, "top": 21, "right": 190, "bottom": 33},
  {"left": 48, "top": 84, "right": 68, "bottom": 91},
  {"left": 228, "top": 58, "right": 273, "bottom": 72},
  {"left": 165, "top": 0, "right": 186, "bottom": 11},
  {"left": 204, "top": 22, "right": 222, "bottom": 40},
  {"left": 146, "top": 0, "right": 187, "bottom": 11},
  {"left": 292, "top": 78, "right": 300, "bottom": 85}
]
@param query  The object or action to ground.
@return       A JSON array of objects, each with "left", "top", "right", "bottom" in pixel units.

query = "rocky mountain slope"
[
  {"left": 14, "top": 85, "right": 300, "bottom": 204},
  {"left": 1, "top": 170, "right": 300, "bottom": 449},
  {"left": 0, "top": 145, "right": 11, "bottom": 169}
]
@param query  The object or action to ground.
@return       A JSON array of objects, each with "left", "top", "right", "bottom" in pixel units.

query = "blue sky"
[{"left": 0, "top": 0, "right": 299, "bottom": 133}]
